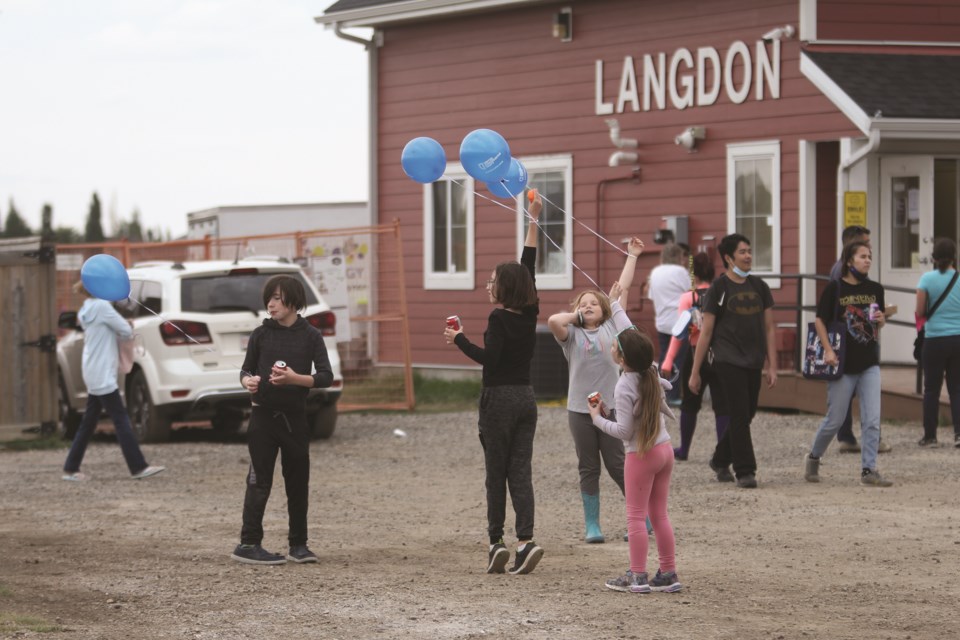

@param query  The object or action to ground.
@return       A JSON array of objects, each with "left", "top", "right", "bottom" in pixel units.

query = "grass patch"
[
  {"left": 0, "top": 612, "right": 63, "bottom": 633},
  {"left": 413, "top": 374, "right": 481, "bottom": 412},
  {"left": 2, "top": 437, "right": 67, "bottom": 452}
]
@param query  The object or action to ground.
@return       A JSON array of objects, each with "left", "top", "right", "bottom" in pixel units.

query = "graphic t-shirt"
[
  {"left": 702, "top": 275, "right": 774, "bottom": 369},
  {"left": 816, "top": 279, "right": 885, "bottom": 374}
]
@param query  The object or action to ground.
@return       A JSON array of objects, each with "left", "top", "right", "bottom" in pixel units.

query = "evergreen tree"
[
  {"left": 4, "top": 200, "right": 33, "bottom": 237},
  {"left": 54, "top": 226, "right": 82, "bottom": 244},
  {"left": 40, "top": 203, "right": 55, "bottom": 241},
  {"left": 116, "top": 208, "right": 145, "bottom": 242},
  {"left": 84, "top": 192, "right": 105, "bottom": 242}
]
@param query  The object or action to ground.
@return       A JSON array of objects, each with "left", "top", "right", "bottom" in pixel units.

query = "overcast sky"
[{"left": 0, "top": 0, "right": 369, "bottom": 238}]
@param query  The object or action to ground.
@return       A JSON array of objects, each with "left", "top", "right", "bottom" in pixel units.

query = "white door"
[{"left": 879, "top": 156, "right": 934, "bottom": 363}]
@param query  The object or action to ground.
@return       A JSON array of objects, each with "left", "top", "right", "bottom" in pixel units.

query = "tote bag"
[{"left": 802, "top": 321, "right": 846, "bottom": 381}]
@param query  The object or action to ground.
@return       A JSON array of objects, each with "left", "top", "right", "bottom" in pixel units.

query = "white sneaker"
[
  {"left": 132, "top": 465, "right": 166, "bottom": 479},
  {"left": 62, "top": 472, "right": 88, "bottom": 482}
]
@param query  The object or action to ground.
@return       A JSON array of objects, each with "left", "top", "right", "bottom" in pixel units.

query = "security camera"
[
  {"left": 674, "top": 126, "right": 705, "bottom": 152},
  {"left": 761, "top": 24, "right": 795, "bottom": 41}
]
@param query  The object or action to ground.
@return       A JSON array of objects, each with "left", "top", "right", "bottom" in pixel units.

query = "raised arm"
[
  {"left": 524, "top": 189, "right": 542, "bottom": 249},
  {"left": 614, "top": 237, "right": 644, "bottom": 309}
]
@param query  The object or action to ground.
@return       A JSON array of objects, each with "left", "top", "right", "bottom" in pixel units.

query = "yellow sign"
[{"left": 844, "top": 191, "right": 867, "bottom": 227}]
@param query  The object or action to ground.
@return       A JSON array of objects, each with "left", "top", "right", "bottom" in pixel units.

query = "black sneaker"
[
  {"left": 649, "top": 569, "right": 682, "bottom": 593},
  {"left": 287, "top": 545, "right": 318, "bottom": 564},
  {"left": 709, "top": 459, "right": 734, "bottom": 483},
  {"left": 487, "top": 540, "right": 509, "bottom": 574},
  {"left": 918, "top": 437, "right": 939, "bottom": 448},
  {"left": 231, "top": 544, "right": 286, "bottom": 565},
  {"left": 508, "top": 541, "right": 543, "bottom": 575},
  {"left": 736, "top": 474, "right": 758, "bottom": 489}
]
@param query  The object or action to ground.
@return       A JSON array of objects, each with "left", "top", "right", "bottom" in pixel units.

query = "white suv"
[{"left": 57, "top": 258, "right": 343, "bottom": 442}]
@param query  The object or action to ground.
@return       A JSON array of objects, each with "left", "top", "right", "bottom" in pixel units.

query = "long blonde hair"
[{"left": 615, "top": 328, "right": 662, "bottom": 454}]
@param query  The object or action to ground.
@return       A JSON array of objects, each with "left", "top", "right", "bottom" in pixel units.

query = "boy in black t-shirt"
[{"left": 689, "top": 234, "right": 778, "bottom": 489}]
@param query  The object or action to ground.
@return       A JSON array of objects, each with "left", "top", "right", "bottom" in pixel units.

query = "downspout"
[{"left": 836, "top": 128, "right": 880, "bottom": 247}]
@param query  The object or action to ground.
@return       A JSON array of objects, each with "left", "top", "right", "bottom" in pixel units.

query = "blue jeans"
[
  {"left": 63, "top": 389, "right": 149, "bottom": 475},
  {"left": 811, "top": 366, "right": 881, "bottom": 471}
]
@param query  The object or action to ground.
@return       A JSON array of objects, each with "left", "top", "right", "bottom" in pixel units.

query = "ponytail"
[{"left": 634, "top": 366, "right": 663, "bottom": 454}]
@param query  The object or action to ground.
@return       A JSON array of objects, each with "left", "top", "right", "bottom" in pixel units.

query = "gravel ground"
[{"left": 1, "top": 406, "right": 959, "bottom": 639}]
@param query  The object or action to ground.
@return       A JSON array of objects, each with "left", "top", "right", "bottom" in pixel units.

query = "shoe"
[
  {"left": 508, "top": 541, "right": 543, "bottom": 575},
  {"left": 673, "top": 447, "right": 688, "bottom": 461},
  {"left": 709, "top": 460, "right": 734, "bottom": 483},
  {"left": 230, "top": 544, "right": 286, "bottom": 565},
  {"left": 736, "top": 474, "right": 758, "bottom": 489},
  {"left": 803, "top": 454, "right": 820, "bottom": 483},
  {"left": 132, "top": 465, "right": 166, "bottom": 479},
  {"left": 837, "top": 441, "right": 860, "bottom": 453},
  {"left": 878, "top": 439, "right": 892, "bottom": 453},
  {"left": 917, "top": 437, "right": 939, "bottom": 448},
  {"left": 287, "top": 545, "right": 318, "bottom": 564},
  {"left": 649, "top": 569, "right": 682, "bottom": 593},
  {"left": 860, "top": 469, "right": 893, "bottom": 487},
  {"left": 954, "top": 434, "right": 960, "bottom": 449},
  {"left": 61, "top": 472, "right": 88, "bottom": 482},
  {"left": 604, "top": 570, "right": 649, "bottom": 593},
  {"left": 487, "top": 540, "right": 509, "bottom": 574}
]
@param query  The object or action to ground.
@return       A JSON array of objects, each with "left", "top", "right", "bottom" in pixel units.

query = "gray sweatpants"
[
  {"left": 567, "top": 410, "right": 626, "bottom": 496},
  {"left": 477, "top": 385, "right": 538, "bottom": 544}
]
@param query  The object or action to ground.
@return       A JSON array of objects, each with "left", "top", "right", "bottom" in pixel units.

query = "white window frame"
[
  {"left": 423, "top": 164, "right": 475, "bottom": 290},
  {"left": 726, "top": 140, "right": 781, "bottom": 289},
  {"left": 514, "top": 154, "right": 574, "bottom": 290}
]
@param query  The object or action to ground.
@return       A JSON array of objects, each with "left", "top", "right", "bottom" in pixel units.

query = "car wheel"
[
  {"left": 58, "top": 375, "right": 82, "bottom": 441},
  {"left": 127, "top": 370, "right": 172, "bottom": 443},
  {"left": 309, "top": 402, "right": 337, "bottom": 440}
]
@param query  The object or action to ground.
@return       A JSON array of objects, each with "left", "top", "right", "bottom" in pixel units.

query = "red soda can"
[
  {"left": 274, "top": 360, "right": 287, "bottom": 369},
  {"left": 446, "top": 315, "right": 461, "bottom": 331},
  {"left": 587, "top": 391, "right": 601, "bottom": 408}
]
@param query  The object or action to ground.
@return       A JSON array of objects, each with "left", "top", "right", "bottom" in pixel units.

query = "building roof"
[
  {"left": 804, "top": 51, "right": 960, "bottom": 120},
  {"left": 316, "top": 0, "right": 541, "bottom": 27}
]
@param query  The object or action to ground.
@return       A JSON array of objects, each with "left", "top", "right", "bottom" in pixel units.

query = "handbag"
[
  {"left": 914, "top": 271, "right": 959, "bottom": 360},
  {"left": 802, "top": 320, "right": 846, "bottom": 381}
]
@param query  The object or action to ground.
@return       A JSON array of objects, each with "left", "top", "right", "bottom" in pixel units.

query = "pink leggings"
[{"left": 625, "top": 441, "right": 676, "bottom": 574}]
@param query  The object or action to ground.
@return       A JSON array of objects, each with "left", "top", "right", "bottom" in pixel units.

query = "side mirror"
[{"left": 58, "top": 311, "right": 81, "bottom": 332}]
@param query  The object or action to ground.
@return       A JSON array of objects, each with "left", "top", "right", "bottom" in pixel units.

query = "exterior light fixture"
[
  {"left": 553, "top": 7, "right": 572, "bottom": 42},
  {"left": 675, "top": 126, "right": 706, "bottom": 152},
  {"left": 761, "top": 24, "right": 796, "bottom": 41}
]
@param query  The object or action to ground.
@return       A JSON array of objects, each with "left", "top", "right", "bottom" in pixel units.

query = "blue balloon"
[
  {"left": 460, "top": 129, "right": 511, "bottom": 182},
  {"left": 401, "top": 137, "right": 447, "bottom": 184},
  {"left": 486, "top": 158, "right": 528, "bottom": 198},
  {"left": 81, "top": 254, "right": 130, "bottom": 301}
]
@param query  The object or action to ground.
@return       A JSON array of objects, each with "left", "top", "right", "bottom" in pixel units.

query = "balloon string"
[
  {"left": 128, "top": 298, "right": 256, "bottom": 378},
  {"left": 537, "top": 192, "right": 629, "bottom": 257},
  {"left": 447, "top": 177, "right": 603, "bottom": 290}
]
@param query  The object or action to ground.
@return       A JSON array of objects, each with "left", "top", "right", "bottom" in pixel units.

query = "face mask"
[
  {"left": 848, "top": 266, "right": 869, "bottom": 282},
  {"left": 731, "top": 265, "right": 750, "bottom": 278}
]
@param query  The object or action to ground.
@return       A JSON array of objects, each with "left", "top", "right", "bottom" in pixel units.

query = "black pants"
[
  {"left": 240, "top": 405, "right": 311, "bottom": 547},
  {"left": 477, "top": 385, "right": 537, "bottom": 544},
  {"left": 922, "top": 334, "right": 960, "bottom": 440},
  {"left": 681, "top": 348, "right": 727, "bottom": 415},
  {"left": 710, "top": 363, "right": 761, "bottom": 479}
]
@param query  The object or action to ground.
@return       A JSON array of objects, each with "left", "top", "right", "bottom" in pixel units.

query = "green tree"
[
  {"left": 84, "top": 192, "right": 105, "bottom": 242},
  {"left": 116, "top": 208, "right": 144, "bottom": 242},
  {"left": 4, "top": 200, "right": 33, "bottom": 237},
  {"left": 54, "top": 226, "right": 82, "bottom": 244}
]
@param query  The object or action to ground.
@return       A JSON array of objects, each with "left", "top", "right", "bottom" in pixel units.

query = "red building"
[{"left": 316, "top": 0, "right": 960, "bottom": 373}]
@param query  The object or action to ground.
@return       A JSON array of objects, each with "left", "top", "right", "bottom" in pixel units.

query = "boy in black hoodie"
[{"left": 231, "top": 275, "right": 334, "bottom": 565}]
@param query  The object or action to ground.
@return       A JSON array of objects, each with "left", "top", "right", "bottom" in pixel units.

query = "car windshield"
[{"left": 181, "top": 271, "right": 319, "bottom": 313}]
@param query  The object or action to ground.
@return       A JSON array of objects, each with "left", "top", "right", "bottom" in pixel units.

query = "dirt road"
[{"left": 1, "top": 407, "right": 959, "bottom": 639}]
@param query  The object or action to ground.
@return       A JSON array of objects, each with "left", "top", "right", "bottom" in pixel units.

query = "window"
[
  {"left": 423, "top": 165, "right": 475, "bottom": 290},
  {"left": 515, "top": 155, "right": 573, "bottom": 289},
  {"left": 727, "top": 141, "right": 780, "bottom": 287}
]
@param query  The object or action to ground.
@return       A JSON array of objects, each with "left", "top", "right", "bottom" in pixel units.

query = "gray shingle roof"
[
  {"left": 324, "top": 0, "right": 401, "bottom": 13},
  {"left": 805, "top": 51, "right": 960, "bottom": 120}
]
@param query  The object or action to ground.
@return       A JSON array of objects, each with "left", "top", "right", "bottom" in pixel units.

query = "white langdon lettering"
[{"left": 594, "top": 40, "right": 780, "bottom": 115}]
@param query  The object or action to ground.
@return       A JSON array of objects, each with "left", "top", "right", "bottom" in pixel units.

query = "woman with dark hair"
[
  {"left": 803, "top": 241, "right": 892, "bottom": 486},
  {"left": 915, "top": 237, "right": 960, "bottom": 448},
  {"left": 661, "top": 252, "right": 728, "bottom": 460}
]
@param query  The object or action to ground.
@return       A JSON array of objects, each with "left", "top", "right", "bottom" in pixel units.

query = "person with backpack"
[
  {"left": 660, "top": 252, "right": 729, "bottom": 461},
  {"left": 688, "top": 234, "right": 777, "bottom": 489}
]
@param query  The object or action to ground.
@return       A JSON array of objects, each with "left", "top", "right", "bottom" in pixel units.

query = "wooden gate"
[{"left": 0, "top": 237, "right": 58, "bottom": 440}]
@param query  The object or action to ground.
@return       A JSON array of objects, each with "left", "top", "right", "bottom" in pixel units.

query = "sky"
[{"left": 0, "top": 0, "right": 369, "bottom": 238}]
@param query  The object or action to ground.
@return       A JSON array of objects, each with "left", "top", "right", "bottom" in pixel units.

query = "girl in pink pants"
[{"left": 588, "top": 324, "right": 682, "bottom": 594}]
